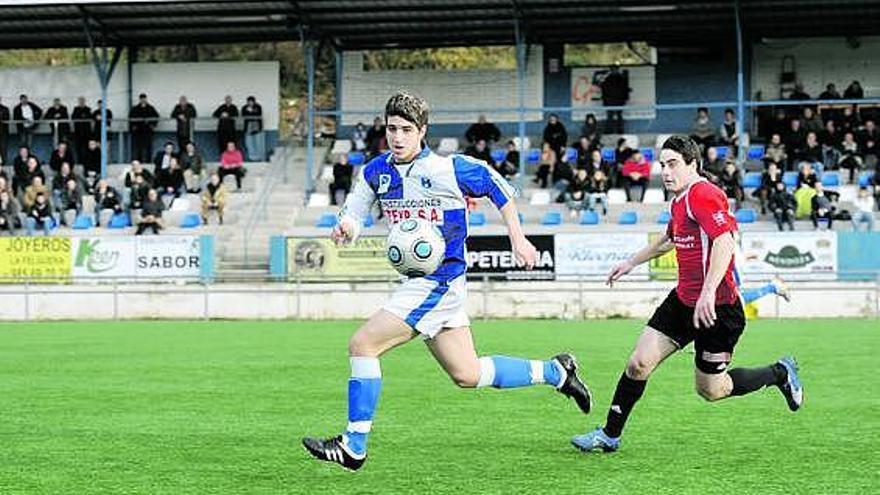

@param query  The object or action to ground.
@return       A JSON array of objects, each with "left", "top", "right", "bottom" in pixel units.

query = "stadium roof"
[{"left": 0, "top": 0, "right": 878, "bottom": 50}]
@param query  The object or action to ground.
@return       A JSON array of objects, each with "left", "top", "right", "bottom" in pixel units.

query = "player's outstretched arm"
[
  {"left": 499, "top": 201, "right": 537, "bottom": 269},
  {"left": 693, "top": 231, "right": 736, "bottom": 328},
  {"left": 607, "top": 233, "right": 673, "bottom": 286}
]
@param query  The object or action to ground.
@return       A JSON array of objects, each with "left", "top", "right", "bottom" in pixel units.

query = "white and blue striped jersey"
[{"left": 339, "top": 146, "right": 515, "bottom": 283}]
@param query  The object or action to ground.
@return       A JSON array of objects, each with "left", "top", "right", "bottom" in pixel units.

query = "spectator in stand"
[
  {"left": 810, "top": 182, "right": 834, "bottom": 229},
  {"left": 464, "top": 139, "right": 493, "bottom": 164},
  {"left": 836, "top": 105, "right": 860, "bottom": 134},
  {"left": 801, "top": 107, "right": 824, "bottom": 136},
  {"left": 51, "top": 161, "right": 81, "bottom": 207},
  {"left": 702, "top": 146, "right": 724, "bottom": 185},
  {"left": 495, "top": 140, "right": 519, "bottom": 179},
  {"left": 128, "top": 173, "right": 150, "bottom": 211},
  {"left": 797, "top": 161, "right": 819, "bottom": 189},
  {"left": 789, "top": 82, "right": 811, "bottom": 116},
  {"left": 718, "top": 108, "right": 741, "bottom": 150},
  {"left": 586, "top": 149, "right": 612, "bottom": 178},
  {"left": 838, "top": 131, "right": 863, "bottom": 183},
  {"left": 49, "top": 141, "right": 73, "bottom": 174},
  {"left": 802, "top": 132, "right": 824, "bottom": 175},
  {"left": 44, "top": 98, "right": 70, "bottom": 146},
  {"left": 542, "top": 113, "right": 568, "bottom": 159},
  {"left": 11, "top": 145, "right": 33, "bottom": 195},
  {"left": 719, "top": 159, "right": 744, "bottom": 210},
  {"left": 600, "top": 64, "right": 630, "bottom": 134},
  {"left": 23, "top": 176, "right": 49, "bottom": 210},
  {"left": 612, "top": 137, "right": 633, "bottom": 186},
  {"left": 0, "top": 189, "right": 21, "bottom": 234},
  {"left": 690, "top": 107, "right": 715, "bottom": 153},
  {"left": 552, "top": 152, "right": 574, "bottom": 200},
  {"left": 219, "top": 141, "right": 246, "bottom": 191},
  {"left": 213, "top": 95, "right": 239, "bottom": 155},
  {"left": 71, "top": 97, "right": 92, "bottom": 162},
  {"left": 58, "top": 178, "right": 83, "bottom": 225},
  {"left": 81, "top": 139, "right": 101, "bottom": 192},
  {"left": 171, "top": 95, "right": 197, "bottom": 148},
  {"left": 564, "top": 168, "right": 590, "bottom": 218},
  {"left": 851, "top": 187, "right": 875, "bottom": 231},
  {"left": 241, "top": 96, "right": 264, "bottom": 162},
  {"left": 153, "top": 141, "right": 178, "bottom": 175},
  {"left": 621, "top": 149, "right": 650, "bottom": 202},
  {"left": 156, "top": 157, "right": 185, "bottom": 206},
  {"left": 23, "top": 157, "right": 46, "bottom": 195},
  {"left": 124, "top": 160, "right": 154, "bottom": 190},
  {"left": 844, "top": 81, "right": 864, "bottom": 99},
  {"left": 0, "top": 97, "right": 9, "bottom": 165},
  {"left": 587, "top": 165, "right": 610, "bottom": 215},
  {"left": 181, "top": 141, "right": 206, "bottom": 193},
  {"left": 136, "top": 188, "right": 164, "bottom": 235},
  {"left": 580, "top": 113, "right": 601, "bottom": 144},
  {"left": 768, "top": 108, "right": 790, "bottom": 142},
  {"left": 329, "top": 153, "right": 352, "bottom": 206},
  {"left": 200, "top": 171, "right": 228, "bottom": 225},
  {"left": 465, "top": 114, "right": 501, "bottom": 147},
  {"left": 94, "top": 179, "right": 123, "bottom": 226},
  {"left": 858, "top": 119, "right": 878, "bottom": 166},
  {"left": 352, "top": 122, "right": 368, "bottom": 153},
  {"left": 365, "top": 117, "right": 386, "bottom": 159},
  {"left": 819, "top": 83, "right": 841, "bottom": 100},
  {"left": 820, "top": 119, "right": 841, "bottom": 170},
  {"left": 91, "top": 99, "right": 113, "bottom": 141},
  {"left": 573, "top": 135, "right": 595, "bottom": 170},
  {"left": 24, "top": 191, "right": 53, "bottom": 236},
  {"left": 768, "top": 181, "right": 796, "bottom": 231},
  {"left": 783, "top": 119, "right": 807, "bottom": 168},
  {"left": 754, "top": 161, "right": 783, "bottom": 214},
  {"left": 534, "top": 143, "right": 555, "bottom": 189},
  {"left": 129, "top": 93, "right": 159, "bottom": 163},
  {"left": 13, "top": 94, "right": 42, "bottom": 149}
]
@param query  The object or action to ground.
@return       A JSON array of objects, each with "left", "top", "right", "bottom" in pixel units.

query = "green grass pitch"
[{"left": 1, "top": 319, "right": 877, "bottom": 494}]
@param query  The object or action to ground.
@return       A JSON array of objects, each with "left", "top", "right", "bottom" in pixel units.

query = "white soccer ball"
[{"left": 386, "top": 218, "right": 446, "bottom": 277}]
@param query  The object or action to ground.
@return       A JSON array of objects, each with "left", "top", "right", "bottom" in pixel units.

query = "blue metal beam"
[
  {"left": 305, "top": 40, "right": 316, "bottom": 195},
  {"left": 735, "top": 0, "right": 745, "bottom": 163}
]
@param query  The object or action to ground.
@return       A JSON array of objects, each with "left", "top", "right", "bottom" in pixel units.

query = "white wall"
[
  {"left": 752, "top": 36, "right": 880, "bottom": 99},
  {"left": 340, "top": 47, "right": 544, "bottom": 125},
  {"left": 0, "top": 61, "right": 280, "bottom": 131}
]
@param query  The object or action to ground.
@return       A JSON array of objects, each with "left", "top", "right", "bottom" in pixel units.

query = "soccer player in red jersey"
[{"left": 572, "top": 135, "right": 803, "bottom": 453}]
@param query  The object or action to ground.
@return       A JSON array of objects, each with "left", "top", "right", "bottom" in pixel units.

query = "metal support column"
[
  {"left": 126, "top": 45, "right": 137, "bottom": 164},
  {"left": 305, "top": 40, "right": 316, "bottom": 195},
  {"left": 734, "top": 0, "right": 746, "bottom": 162},
  {"left": 82, "top": 19, "right": 122, "bottom": 178},
  {"left": 514, "top": 21, "right": 527, "bottom": 187}
]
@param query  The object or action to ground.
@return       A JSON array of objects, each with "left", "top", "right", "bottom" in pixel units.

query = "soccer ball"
[{"left": 386, "top": 218, "right": 446, "bottom": 277}]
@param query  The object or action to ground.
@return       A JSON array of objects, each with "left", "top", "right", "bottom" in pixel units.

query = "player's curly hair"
[
  {"left": 385, "top": 90, "right": 429, "bottom": 129},
  {"left": 661, "top": 135, "right": 701, "bottom": 168}
]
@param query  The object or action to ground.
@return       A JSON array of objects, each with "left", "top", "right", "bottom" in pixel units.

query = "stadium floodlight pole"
[
  {"left": 514, "top": 18, "right": 527, "bottom": 188},
  {"left": 734, "top": 0, "right": 746, "bottom": 165}
]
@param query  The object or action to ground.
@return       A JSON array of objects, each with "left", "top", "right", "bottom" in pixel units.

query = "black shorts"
[{"left": 647, "top": 289, "right": 746, "bottom": 374}]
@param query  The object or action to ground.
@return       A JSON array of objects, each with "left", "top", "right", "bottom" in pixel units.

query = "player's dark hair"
[
  {"left": 661, "top": 135, "right": 701, "bottom": 168},
  {"left": 385, "top": 91, "right": 429, "bottom": 129}
]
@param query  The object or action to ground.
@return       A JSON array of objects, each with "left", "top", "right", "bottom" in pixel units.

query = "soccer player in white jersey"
[{"left": 302, "top": 91, "right": 592, "bottom": 471}]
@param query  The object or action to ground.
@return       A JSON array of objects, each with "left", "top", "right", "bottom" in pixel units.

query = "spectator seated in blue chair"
[
  {"left": 136, "top": 188, "right": 164, "bottom": 235},
  {"left": 94, "top": 180, "right": 124, "bottom": 227},
  {"left": 156, "top": 157, "right": 186, "bottom": 208},
  {"left": 330, "top": 153, "right": 353, "bottom": 206},
  {"left": 57, "top": 178, "right": 83, "bottom": 226},
  {"left": 24, "top": 192, "right": 55, "bottom": 236}
]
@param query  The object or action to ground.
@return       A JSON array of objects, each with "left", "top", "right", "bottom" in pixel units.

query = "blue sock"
[
  {"left": 478, "top": 356, "right": 563, "bottom": 389},
  {"left": 343, "top": 357, "right": 382, "bottom": 456},
  {"left": 741, "top": 283, "right": 776, "bottom": 304}
]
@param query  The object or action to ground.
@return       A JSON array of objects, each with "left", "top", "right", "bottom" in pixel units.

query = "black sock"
[
  {"left": 728, "top": 364, "right": 786, "bottom": 396},
  {"left": 603, "top": 373, "right": 647, "bottom": 438}
]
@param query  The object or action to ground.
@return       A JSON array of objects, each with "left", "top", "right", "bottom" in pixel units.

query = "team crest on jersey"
[
  {"left": 377, "top": 174, "right": 392, "bottom": 194},
  {"left": 712, "top": 211, "right": 727, "bottom": 226},
  {"left": 421, "top": 177, "right": 432, "bottom": 189}
]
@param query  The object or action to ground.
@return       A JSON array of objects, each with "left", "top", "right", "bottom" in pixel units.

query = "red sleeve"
[{"left": 688, "top": 182, "right": 737, "bottom": 240}]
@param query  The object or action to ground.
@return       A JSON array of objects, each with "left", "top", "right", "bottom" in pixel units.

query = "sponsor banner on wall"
[
  {"left": 648, "top": 232, "right": 678, "bottom": 281},
  {"left": 570, "top": 65, "right": 656, "bottom": 121},
  {"left": 0, "top": 237, "right": 71, "bottom": 282},
  {"left": 555, "top": 233, "right": 649, "bottom": 278},
  {"left": 72, "top": 237, "right": 137, "bottom": 278},
  {"left": 466, "top": 235, "right": 555, "bottom": 280},
  {"left": 740, "top": 232, "right": 837, "bottom": 280},
  {"left": 135, "top": 236, "right": 201, "bottom": 277},
  {"left": 287, "top": 237, "right": 397, "bottom": 278}
]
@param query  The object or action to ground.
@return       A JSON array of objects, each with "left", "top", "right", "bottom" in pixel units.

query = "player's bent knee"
[
  {"left": 348, "top": 332, "right": 379, "bottom": 357},
  {"left": 625, "top": 355, "right": 655, "bottom": 380}
]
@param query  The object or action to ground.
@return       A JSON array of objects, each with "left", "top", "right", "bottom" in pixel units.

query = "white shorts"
[{"left": 383, "top": 275, "right": 470, "bottom": 339}]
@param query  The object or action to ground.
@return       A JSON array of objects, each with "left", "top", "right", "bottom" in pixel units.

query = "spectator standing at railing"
[
  {"left": 24, "top": 191, "right": 53, "bottom": 236},
  {"left": 789, "top": 82, "right": 811, "bottom": 116},
  {"left": 0, "top": 189, "right": 21, "bottom": 234},
  {"left": 542, "top": 113, "right": 568, "bottom": 160},
  {"left": 44, "top": 98, "right": 70, "bottom": 147},
  {"left": 136, "top": 188, "right": 164, "bottom": 235},
  {"left": 0, "top": 97, "right": 9, "bottom": 165},
  {"left": 818, "top": 83, "right": 841, "bottom": 100},
  {"left": 465, "top": 114, "right": 501, "bottom": 147},
  {"left": 200, "top": 171, "right": 227, "bottom": 225},
  {"left": 219, "top": 141, "right": 246, "bottom": 191},
  {"left": 600, "top": 64, "right": 629, "bottom": 134},
  {"left": 181, "top": 142, "right": 206, "bottom": 193},
  {"left": 329, "top": 152, "right": 352, "bottom": 206},
  {"left": 71, "top": 97, "right": 92, "bottom": 163},
  {"left": 858, "top": 119, "right": 878, "bottom": 167},
  {"left": 213, "top": 95, "right": 239, "bottom": 156},
  {"left": 621, "top": 150, "right": 650, "bottom": 202},
  {"left": 13, "top": 95, "right": 42, "bottom": 150},
  {"left": 171, "top": 96, "right": 197, "bottom": 148},
  {"left": 241, "top": 96, "right": 264, "bottom": 162},
  {"left": 690, "top": 107, "right": 715, "bottom": 153},
  {"left": 129, "top": 93, "right": 159, "bottom": 163},
  {"left": 768, "top": 181, "right": 796, "bottom": 231},
  {"left": 48, "top": 141, "right": 73, "bottom": 175},
  {"left": 153, "top": 141, "right": 178, "bottom": 175},
  {"left": 843, "top": 81, "right": 864, "bottom": 100},
  {"left": 91, "top": 99, "right": 113, "bottom": 141}
]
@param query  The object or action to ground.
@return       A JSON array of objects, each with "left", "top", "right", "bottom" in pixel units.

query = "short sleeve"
[
  {"left": 688, "top": 183, "right": 737, "bottom": 240},
  {"left": 452, "top": 155, "right": 515, "bottom": 209}
]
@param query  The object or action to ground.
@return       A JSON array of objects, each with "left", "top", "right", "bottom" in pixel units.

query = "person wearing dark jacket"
[
  {"left": 464, "top": 139, "right": 493, "bottom": 165},
  {"left": 124, "top": 160, "right": 155, "bottom": 190},
  {"left": 0, "top": 189, "right": 21, "bottom": 234},
  {"left": 0, "top": 97, "right": 9, "bottom": 165},
  {"left": 542, "top": 114, "right": 568, "bottom": 159},
  {"left": 71, "top": 97, "right": 92, "bottom": 163},
  {"left": 171, "top": 96, "right": 197, "bottom": 148},
  {"left": 48, "top": 141, "right": 73, "bottom": 174},
  {"left": 25, "top": 192, "right": 54, "bottom": 236},
  {"left": 136, "top": 188, "right": 164, "bottom": 235},
  {"left": 600, "top": 65, "right": 630, "bottom": 134},
  {"left": 94, "top": 179, "right": 123, "bottom": 225},
  {"left": 329, "top": 153, "right": 353, "bottom": 206},
  {"left": 768, "top": 181, "right": 796, "bottom": 231},
  {"left": 51, "top": 161, "right": 82, "bottom": 206},
  {"left": 496, "top": 140, "right": 519, "bottom": 179},
  {"left": 129, "top": 93, "right": 159, "bottom": 163},
  {"left": 44, "top": 98, "right": 70, "bottom": 145},
  {"left": 128, "top": 173, "right": 150, "bottom": 211},
  {"left": 11, "top": 146, "right": 33, "bottom": 195},
  {"left": 58, "top": 178, "right": 83, "bottom": 224},
  {"left": 465, "top": 115, "right": 501, "bottom": 146},
  {"left": 810, "top": 183, "right": 834, "bottom": 229},
  {"left": 213, "top": 95, "right": 239, "bottom": 156},
  {"left": 13, "top": 95, "right": 42, "bottom": 149},
  {"left": 81, "top": 139, "right": 102, "bottom": 183},
  {"left": 241, "top": 96, "right": 264, "bottom": 161},
  {"left": 153, "top": 142, "right": 178, "bottom": 175},
  {"left": 754, "top": 162, "right": 783, "bottom": 214},
  {"left": 157, "top": 157, "right": 185, "bottom": 204},
  {"left": 91, "top": 100, "right": 113, "bottom": 140}
]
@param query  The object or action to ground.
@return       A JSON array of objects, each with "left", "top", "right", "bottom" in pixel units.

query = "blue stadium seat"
[
  {"left": 747, "top": 145, "right": 765, "bottom": 161},
  {"left": 527, "top": 148, "right": 541, "bottom": 164},
  {"left": 656, "top": 210, "right": 671, "bottom": 224},
  {"left": 640, "top": 147, "right": 654, "bottom": 162},
  {"left": 468, "top": 212, "right": 486, "bottom": 226},
  {"left": 618, "top": 211, "right": 638, "bottom": 225},
  {"left": 565, "top": 147, "right": 577, "bottom": 163},
  {"left": 347, "top": 151, "right": 366, "bottom": 166},
  {"left": 821, "top": 171, "right": 840, "bottom": 187},
  {"left": 491, "top": 149, "right": 506, "bottom": 163},
  {"left": 743, "top": 172, "right": 762, "bottom": 189},
  {"left": 580, "top": 210, "right": 600, "bottom": 225},
  {"left": 859, "top": 172, "right": 874, "bottom": 188},
  {"left": 782, "top": 171, "right": 798, "bottom": 188},
  {"left": 363, "top": 215, "right": 374, "bottom": 227},
  {"left": 108, "top": 212, "right": 131, "bottom": 229},
  {"left": 71, "top": 214, "right": 94, "bottom": 230},
  {"left": 715, "top": 146, "right": 730, "bottom": 159},
  {"left": 601, "top": 147, "right": 616, "bottom": 162},
  {"left": 180, "top": 213, "right": 201, "bottom": 228},
  {"left": 315, "top": 213, "right": 338, "bottom": 228},
  {"left": 541, "top": 211, "right": 562, "bottom": 226},
  {"left": 735, "top": 208, "right": 757, "bottom": 223}
]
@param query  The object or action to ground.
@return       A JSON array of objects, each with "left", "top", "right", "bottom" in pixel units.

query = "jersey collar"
[
  {"left": 388, "top": 142, "right": 432, "bottom": 166},
  {"left": 672, "top": 177, "right": 707, "bottom": 202}
]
